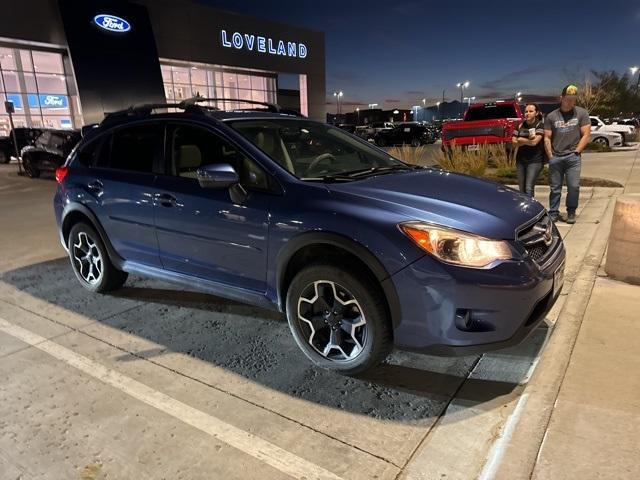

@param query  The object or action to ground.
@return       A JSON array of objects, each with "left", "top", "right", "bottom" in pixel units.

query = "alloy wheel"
[
  {"left": 72, "top": 231, "right": 103, "bottom": 285},
  {"left": 296, "top": 280, "right": 367, "bottom": 361}
]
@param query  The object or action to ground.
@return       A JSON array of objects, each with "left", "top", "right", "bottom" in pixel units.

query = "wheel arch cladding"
[
  {"left": 61, "top": 204, "right": 124, "bottom": 269},
  {"left": 276, "top": 232, "right": 402, "bottom": 328}
]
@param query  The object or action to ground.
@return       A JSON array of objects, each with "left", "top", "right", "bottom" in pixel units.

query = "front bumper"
[{"left": 387, "top": 239, "right": 565, "bottom": 355}]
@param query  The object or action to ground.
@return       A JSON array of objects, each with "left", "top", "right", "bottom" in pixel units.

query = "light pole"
[
  {"left": 630, "top": 67, "right": 639, "bottom": 94},
  {"left": 463, "top": 96, "right": 476, "bottom": 107},
  {"left": 436, "top": 101, "right": 441, "bottom": 121},
  {"left": 356, "top": 107, "right": 360, "bottom": 124},
  {"left": 456, "top": 81, "right": 469, "bottom": 117},
  {"left": 333, "top": 91, "right": 343, "bottom": 115}
]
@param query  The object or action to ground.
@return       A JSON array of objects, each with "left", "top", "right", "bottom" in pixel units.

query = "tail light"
[{"left": 55, "top": 166, "right": 69, "bottom": 184}]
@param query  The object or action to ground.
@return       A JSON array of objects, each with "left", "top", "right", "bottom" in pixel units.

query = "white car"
[
  {"left": 590, "top": 116, "right": 635, "bottom": 143},
  {"left": 589, "top": 130, "right": 622, "bottom": 147}
]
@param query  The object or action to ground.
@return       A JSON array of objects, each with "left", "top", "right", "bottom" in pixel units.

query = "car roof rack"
[{"left": 180, "top": 97, "right": 305, "bottom": 117}]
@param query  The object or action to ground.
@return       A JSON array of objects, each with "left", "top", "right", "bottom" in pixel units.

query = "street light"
[
  {"left": 436, "top": 101, "right": 441, "bottom": 121},
  {"left": 422, "top": 98, "right": 426, "bottom": 107},
  {"left": 630, "top": 67, "right": 640, "bottom": 93},
  {"left": 463, "top": 96, "right": 476, "bottom": 107},
  {"left": 333, "top": 91, "right": 343, "bottom": 114},
  {"left": 456, "top": 81, "right": 470, "bottom": 117},
  {"left": 368, "top": 103, "right": 378, "bottom": 109},
  {"left": 356, "top": 107, "right": 360, "bottom": 124}
]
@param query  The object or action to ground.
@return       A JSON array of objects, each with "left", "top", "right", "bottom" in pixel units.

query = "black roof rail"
[
  {"left": 180, "top": 97, "right": 304, "bottom": 116},
  {"left": 101, "top": 102, "right": 206, "bottom": 126}
]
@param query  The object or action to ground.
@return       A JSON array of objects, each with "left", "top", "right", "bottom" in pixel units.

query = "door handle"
[
  {"left": 87, "top": 180, "right": 103, "bottom": 193},
  {"left": 157, "top": 193, "right": 177, "bottom": 207}
]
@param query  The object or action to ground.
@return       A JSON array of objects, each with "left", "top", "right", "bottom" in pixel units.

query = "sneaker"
[{"left": 566, "top": 212, "right": 576, "bottom": 224}]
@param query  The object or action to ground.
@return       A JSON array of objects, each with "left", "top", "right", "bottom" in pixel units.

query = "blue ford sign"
[
  {"left": 94, "top": 14, "right": 131, "bottom": 33},
  {"left": 221, "top": 30, "right": 307, "bottom": 59}
]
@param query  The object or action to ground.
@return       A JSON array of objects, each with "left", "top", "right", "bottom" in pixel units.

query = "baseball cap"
[{"left": 562, "top": 84, "right": 579, "bottom": 97}]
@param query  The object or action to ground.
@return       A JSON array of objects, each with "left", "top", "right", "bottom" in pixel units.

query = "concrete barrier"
[{"left": 605, "top": 194, "right": 640, "bottom": 285}]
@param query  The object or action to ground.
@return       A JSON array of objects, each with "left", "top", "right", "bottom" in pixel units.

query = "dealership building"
[{"left": 0, "top": 0, "right": 326, "bottom": 136}]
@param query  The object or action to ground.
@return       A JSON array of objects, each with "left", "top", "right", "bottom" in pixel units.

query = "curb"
[{"left": 491, "top": 194, "right": 617, "bottom": 479}]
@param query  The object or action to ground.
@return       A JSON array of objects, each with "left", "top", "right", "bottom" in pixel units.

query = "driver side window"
[{"left": 168, "top": 125, "right": 270, "bottom": 190}]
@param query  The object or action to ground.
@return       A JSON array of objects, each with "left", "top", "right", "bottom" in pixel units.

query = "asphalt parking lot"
[{"left": 0, "top": 158, "right": 623, "bottom": 479}]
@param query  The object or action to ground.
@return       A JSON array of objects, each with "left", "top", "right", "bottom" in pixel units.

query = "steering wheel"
[{"left": 306, "top": 153, "right": 337, "bottom": 176}]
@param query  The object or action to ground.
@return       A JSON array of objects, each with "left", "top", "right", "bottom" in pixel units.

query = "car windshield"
[{"left": 228, "top": 119, "right": 408, "bottom": 180}]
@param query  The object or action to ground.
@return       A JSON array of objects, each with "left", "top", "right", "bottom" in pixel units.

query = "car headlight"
[{"left": 399, "top": 221, "right": 513, "bottom": 268}]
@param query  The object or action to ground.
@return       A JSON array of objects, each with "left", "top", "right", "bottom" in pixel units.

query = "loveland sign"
[
  {"left": 221, "top": 30, "right": 308, "bottom": 59},
  {"left": 93, "top": 14, "right": 131, "bottom": 33}
]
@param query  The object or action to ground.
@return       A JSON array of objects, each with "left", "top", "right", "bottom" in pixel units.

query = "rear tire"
[
  {"left": 410, "top": 137, "right": 420, "bottom": 147},
  {"left": 592, "top": 136, "right": 609, "bottom": 147},
  {"left": 285, "top": 263, "right": 392, "bottom": 375},
  {"left": 68, "top": 222, "right": 128, "bottom": 293},
  {"left": 0, "top": 149, "right": 9, "bottom": 164},
  {"left": 376, "top": 137, "right": 386, "bottom": 147}
]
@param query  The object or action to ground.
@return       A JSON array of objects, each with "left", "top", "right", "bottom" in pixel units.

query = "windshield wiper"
[{"left": 345, "top": 164, "right": 421, "bottom": 178}]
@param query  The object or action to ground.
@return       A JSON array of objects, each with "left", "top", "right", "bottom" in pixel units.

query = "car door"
[
  {"left": 153, "top": 122, "right": 271, "bottom": 292},
  {"left": 82, "top": 122, "right": 164, "bottom": 267}
]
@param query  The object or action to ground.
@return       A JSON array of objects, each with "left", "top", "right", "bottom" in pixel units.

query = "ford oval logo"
[{"left": 94, "top": 14, "right": 131, "bottom": 33}]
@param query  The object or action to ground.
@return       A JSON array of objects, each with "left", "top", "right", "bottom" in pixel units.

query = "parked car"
[
  {"left": 0, "top": 127, "right": 49, "bottom": 164},
  {"left": 22, "top": 129, "right": 81, "bottom": 178},
  {"left": 589, "top": 130, "right": 622, "bottom": 147},
  {"left": 374, "top": 123, "right": 434, "bottom": 146},
  {"left": 356, "top": 122, "right": 394, "bottom": 140},
  {"left": 337, "top": 124, "right": 356, "bottom": 134},
  {"left": 54, "top": 98, "right": 565, "bottom": 375},
  {"left": 590, "top": 116, "right": 636, "bottom": 143},
  {"left": 0, "top": 137, "right": 11, "bottom": 163},
  {"left": 441, "top": 101, "right": 522, "bottom": 151}
]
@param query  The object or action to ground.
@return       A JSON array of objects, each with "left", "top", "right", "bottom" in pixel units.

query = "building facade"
[{"left": 0, "top": 0, "right": 326, "bottom": 135}]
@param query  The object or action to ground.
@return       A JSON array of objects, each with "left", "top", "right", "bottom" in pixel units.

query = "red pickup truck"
[{"left": 441, "top": 100, "right": 523, "bottom": 150}]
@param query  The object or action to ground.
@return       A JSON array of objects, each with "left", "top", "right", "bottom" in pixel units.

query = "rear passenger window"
[{"left": 105, "top": 124, "right": 163, "bottom": 173}]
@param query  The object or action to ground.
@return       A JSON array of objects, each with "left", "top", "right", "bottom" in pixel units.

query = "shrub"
[{"left": 387, "top": 144, "right": 429, "bottom": 165}]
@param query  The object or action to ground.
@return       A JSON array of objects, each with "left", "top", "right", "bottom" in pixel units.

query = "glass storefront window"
[
  {"left": 36, "top": 73, "right": 69, "bottom": 94},
  {"left": 172, "top": 67, "right": 190, "bottom": 84},
  {"left": 160, "top": 61, "right": 277, "bottom": 111},
  {"left": 32, "top": 51, "right": 64, "bottom": 74},
  {"left": 19, "top": 50, "right": 33, "bottom": 71},
  {"left": 0, "top": 48, "right": 17, "bottom": 70},
  {"left": 0, "top": 47, "right": 78, "bottom": 132}
]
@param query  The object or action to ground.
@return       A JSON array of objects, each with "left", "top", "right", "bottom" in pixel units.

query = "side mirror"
[{"left": 196, "top": 163, "right": 239, "bottom": 189}]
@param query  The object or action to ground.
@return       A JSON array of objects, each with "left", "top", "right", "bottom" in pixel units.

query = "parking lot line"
[{"left": 0, "top": 317, "right": 345, "bottom": 480}]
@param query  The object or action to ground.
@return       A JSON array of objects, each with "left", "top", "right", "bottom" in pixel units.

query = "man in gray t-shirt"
[{"left": 543, "top": 84, "right": 591, "bottom": 224}]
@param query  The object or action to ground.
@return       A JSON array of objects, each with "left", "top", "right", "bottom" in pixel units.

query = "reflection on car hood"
[{"left": 327, "top": 169, "right": 544, "bottom": 239}]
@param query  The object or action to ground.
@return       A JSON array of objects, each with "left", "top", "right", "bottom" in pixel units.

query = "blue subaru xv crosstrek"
[{"left": 54, "top": 98, "right": 565, "bottom": 375}]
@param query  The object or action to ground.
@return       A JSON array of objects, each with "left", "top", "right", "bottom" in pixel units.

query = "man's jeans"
[
  {"left": 517, "top": 161, "right": 543, "bottom": 197},
  {"left": 549, "top": 153, "right": 581, "bottom": 216}
]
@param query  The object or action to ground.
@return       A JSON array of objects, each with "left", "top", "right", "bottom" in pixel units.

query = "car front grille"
[
  {"left": 516, "top": 213, "right": 557, "bottom": 266},
  {"left": 443, "top": 125, "right": 505, "bottom": 141}
]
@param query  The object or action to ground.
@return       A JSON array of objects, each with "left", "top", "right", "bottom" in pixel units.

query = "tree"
[{"left": 577, "top": 71, "right": 640, "bottom": 117}]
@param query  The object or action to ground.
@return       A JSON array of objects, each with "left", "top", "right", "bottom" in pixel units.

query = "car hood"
[{"left": 327, "top": 169, "right": 544, "bottom": 239}]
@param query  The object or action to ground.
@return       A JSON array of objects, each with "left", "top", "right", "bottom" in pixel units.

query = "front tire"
[
  {"left": 592, "top": 137, "right": 609, "bottom": 147},
  {"left": 376, "top": 137, "right": 386, "bottom": 147},
  {"left": 410, "top": 137, "right": 420, "bottom": 147},
  {"left": 0, "top": 149, "right": 9, "bottom": 164},
  {"left": 68, "top": 222, "right": 128, "bottom": 293},
  {"left": 285, "top": 263, "right": 392, "bottom": 375}
]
